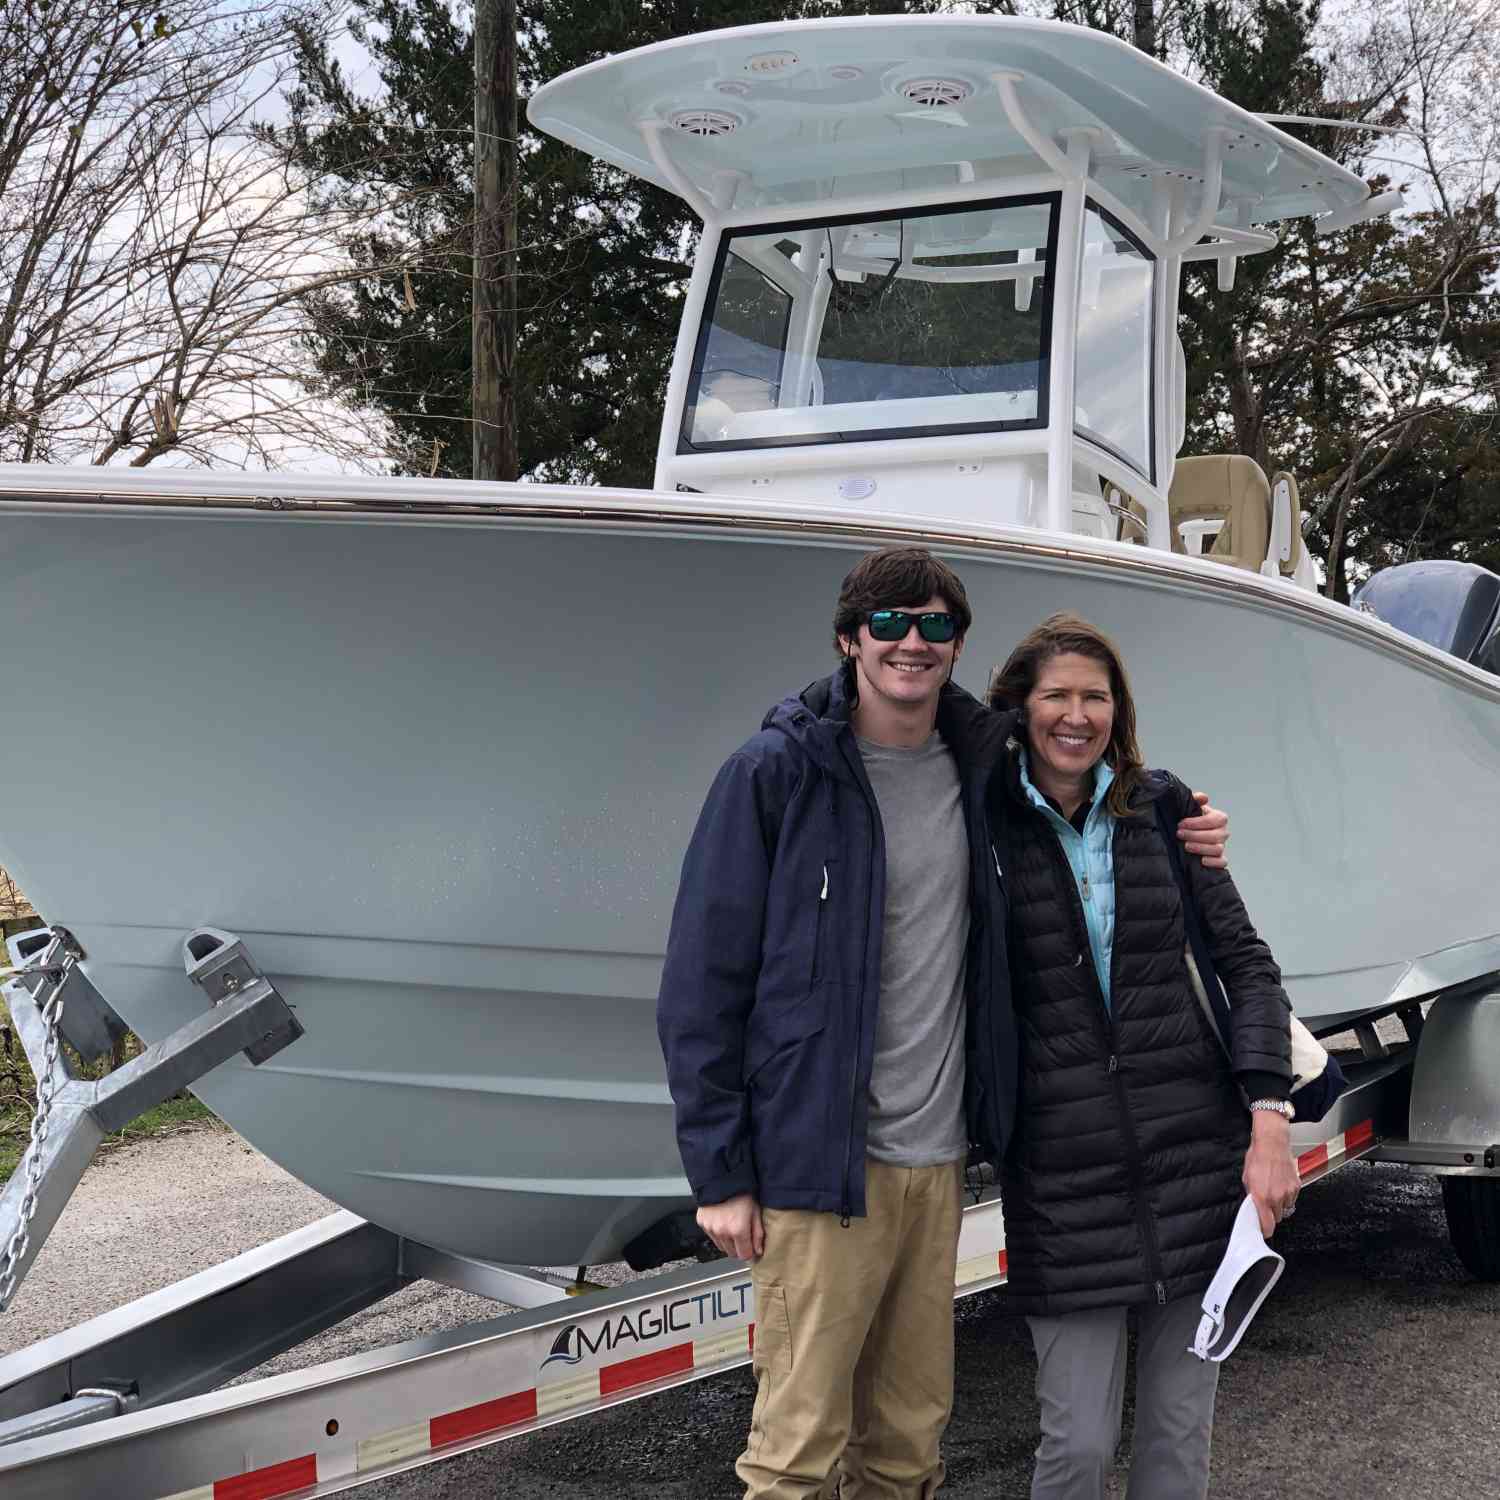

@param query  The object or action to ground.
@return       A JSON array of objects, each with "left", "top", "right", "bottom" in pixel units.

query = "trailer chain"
[{"left": 0, "top": 943, "right": 73, "bottom": 1312}]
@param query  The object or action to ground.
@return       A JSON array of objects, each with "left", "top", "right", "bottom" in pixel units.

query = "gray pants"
[{"left": 1026, "top": 1294, "right": 1219, "bottom": 1500}]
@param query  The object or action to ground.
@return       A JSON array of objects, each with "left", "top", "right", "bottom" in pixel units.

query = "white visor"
[{"left": 1190, "top": 1197, "right": 1285, "bottom": 1362}]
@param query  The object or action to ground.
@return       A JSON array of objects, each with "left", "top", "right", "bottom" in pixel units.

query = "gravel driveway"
[{"left": 7, "top": 1124, "right": 1500, "bottom": 1497}]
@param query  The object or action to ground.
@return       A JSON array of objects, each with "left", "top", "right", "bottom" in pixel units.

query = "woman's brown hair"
[{"left": 985, "top": 612, "right": 1146, "bottom": 817}]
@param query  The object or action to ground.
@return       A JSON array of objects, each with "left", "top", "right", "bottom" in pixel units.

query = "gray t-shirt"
[{"left": 856, "top": 731, "right": 970, "bottom": 1167}]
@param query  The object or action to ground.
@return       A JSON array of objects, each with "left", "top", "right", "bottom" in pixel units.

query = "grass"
[{"left": 0, "top": 983, "right": 218, "bottom": 1186}]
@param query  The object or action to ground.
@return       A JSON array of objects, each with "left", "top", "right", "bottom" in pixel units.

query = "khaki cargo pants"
[{"left": 736, "top": 1158, "right": 965, "bottom": 1500}]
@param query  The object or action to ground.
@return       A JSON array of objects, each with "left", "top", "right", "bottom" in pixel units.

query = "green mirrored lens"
[
  {"left": 868, "top": 611, "right": 908, "bottom": 641},
  {"left": 918, "top": 613, "right": 957, "bottom": 642}
]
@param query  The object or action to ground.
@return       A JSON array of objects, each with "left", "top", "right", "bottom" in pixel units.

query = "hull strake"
[{"left": 0, "top": 501, "right": 1494, "bottom": 1263}]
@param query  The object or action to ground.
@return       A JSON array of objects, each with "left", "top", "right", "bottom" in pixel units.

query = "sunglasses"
[{"left": 866, "top": 609, "right": 959, "bottom": 643}]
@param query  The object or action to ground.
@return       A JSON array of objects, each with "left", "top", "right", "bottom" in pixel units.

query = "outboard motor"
[{"left": 1353, "top": 560, "right": 1500, "bottom": 668}]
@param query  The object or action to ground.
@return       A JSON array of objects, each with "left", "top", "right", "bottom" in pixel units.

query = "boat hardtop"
[{"left": 528, "top": 15, "right": 1373, "bottom": 226}]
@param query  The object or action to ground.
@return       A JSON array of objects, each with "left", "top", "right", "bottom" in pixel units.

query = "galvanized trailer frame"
[
  {"left": 0, "top": 1125, "right": 1382, "bottom": 1498},
  {"left": 2, "top": 925, "right": 1498, "bottom": 1498},
  {"left": 0, "top": 927, "right": 302, "bottom": 1314},
  {"left": 0, "top": 1187, "right": 1024, "bottom": 1498}
]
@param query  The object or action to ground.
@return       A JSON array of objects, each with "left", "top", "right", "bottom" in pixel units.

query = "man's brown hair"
[
  {"left": 986, "top": 611, "right": 1146, "bottom": 817},
  {"left": 832, "top": 546, "right": 973, "bottom": 657}
]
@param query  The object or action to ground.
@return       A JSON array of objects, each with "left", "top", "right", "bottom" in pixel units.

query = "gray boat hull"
[{"left": 2, "top": 485, "right": 1496, "bottom": 1264}]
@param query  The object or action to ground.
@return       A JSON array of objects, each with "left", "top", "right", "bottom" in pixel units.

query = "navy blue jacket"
[{"left": 657, "top": 668, "right": 1018, "bottom": 1218}]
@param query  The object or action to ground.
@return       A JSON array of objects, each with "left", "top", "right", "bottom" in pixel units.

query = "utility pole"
[
  {"left": 1133, "top": 0, "right": 1157, "bottom": 56},
  {"left": 473, "top": 0, "right": 518, "bottom": 481}
]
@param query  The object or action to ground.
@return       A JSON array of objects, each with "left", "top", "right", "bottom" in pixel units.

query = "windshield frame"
[{"left": 677, "top": 191, "right": 1063, "bottom": 456}]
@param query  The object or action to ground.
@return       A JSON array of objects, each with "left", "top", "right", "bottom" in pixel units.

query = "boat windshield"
[
  {"left": 1075, "top": 204, "right": 1156, "bottom": 480},
  {"left": 680, "top": 195, "right": 1058, "bottom": 453}
]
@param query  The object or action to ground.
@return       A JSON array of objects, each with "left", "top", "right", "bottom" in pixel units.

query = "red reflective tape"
[
  {"left": 1297, "top": 1143, "right": 1329, "bottom": 1177},
  {"left": 215, "top": 1454, "right": 317, "bottom": 1500},
  {"left": 996, "top": 1250, "right": 1008, "bottom": 1276},
  {"left": 431, "top": 1388, "right": 539, "bottom": 1448},
  {"left": 1345, "top": 1119, "right": 1375, "bottom": 1152},
  {"left": 599, "top": 1340, "right": 694, "bottom": 1395}
]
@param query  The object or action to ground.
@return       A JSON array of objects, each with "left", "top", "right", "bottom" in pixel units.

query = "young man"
[{"left": 656, "top": 547, "right": 1227, "bottom": 1500}]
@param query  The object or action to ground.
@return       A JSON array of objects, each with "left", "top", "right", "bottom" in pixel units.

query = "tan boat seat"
[{"left": 1168, "top": 455, "right": 1271, "bottom": 572}]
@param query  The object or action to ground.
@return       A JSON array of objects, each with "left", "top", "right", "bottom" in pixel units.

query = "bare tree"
[
  {"left": 0, "top": 867, "right": 31, "bottom": 922},
  {"left": 0, "top": 0, "right": 403, "bottom": 469}
]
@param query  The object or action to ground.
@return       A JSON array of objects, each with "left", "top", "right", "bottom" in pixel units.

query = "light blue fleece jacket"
[{"left": 1019, "top": 753, "right": 1117, "bottom": 1011}]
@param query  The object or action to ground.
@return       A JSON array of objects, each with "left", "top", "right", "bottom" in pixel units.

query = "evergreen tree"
[{"left": 278, "top": 0, "right": 1499, "bottom": 598}]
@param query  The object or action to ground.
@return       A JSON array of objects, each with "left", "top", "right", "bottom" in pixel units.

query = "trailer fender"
[
  {"left": 1409, "top": 983, "right": 1500, "bottom": 1156},
  {"left": 1407, "top": 983, "right": 1500, "bottom": 1279}
]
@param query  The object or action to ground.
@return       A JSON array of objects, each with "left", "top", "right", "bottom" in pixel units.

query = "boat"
[{"left": 3, "top": 14, "right": 1496, "bottom": 1270}]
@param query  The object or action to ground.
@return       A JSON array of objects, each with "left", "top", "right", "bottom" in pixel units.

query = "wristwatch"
[{"left": 1249, "top": 1098, "right": 1295, "bottom": 1122}]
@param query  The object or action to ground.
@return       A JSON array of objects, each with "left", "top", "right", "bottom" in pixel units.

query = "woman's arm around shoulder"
[
  {"left": 1161, "top": 774, "right": 1299, "bottom": 1233},
  {"left": 1160, "top": 773, "right": 1292, "bottom": 1085}
]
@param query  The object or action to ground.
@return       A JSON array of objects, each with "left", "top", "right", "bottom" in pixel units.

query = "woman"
[{"left": 986, "top": 612, "right": 1299, "bottom": 1500}]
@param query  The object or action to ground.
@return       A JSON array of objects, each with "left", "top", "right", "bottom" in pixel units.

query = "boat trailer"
[
  {"left": 0, "top": 926, "right": 302, "bottom": 1316},
  {"left": 1, "top": 931, "right": 1498, "bottom": 1497}
]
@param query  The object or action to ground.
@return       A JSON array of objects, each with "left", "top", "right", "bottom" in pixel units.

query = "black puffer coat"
[{"left": 992, "top": 761, "right": 1291, "bottom": 1316}]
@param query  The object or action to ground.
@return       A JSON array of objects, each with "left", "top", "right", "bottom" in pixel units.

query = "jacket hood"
[
  {"left": 762, "top": 668, "right": 1017, "bottom": 778},
  {"left": 756, "top": 669, "right": 856, "bottom": 777}
]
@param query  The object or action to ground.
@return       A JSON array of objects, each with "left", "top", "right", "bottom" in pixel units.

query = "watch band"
[{"left": 1249, "top": 1097, "right": 1295, "bottom": 1122}]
